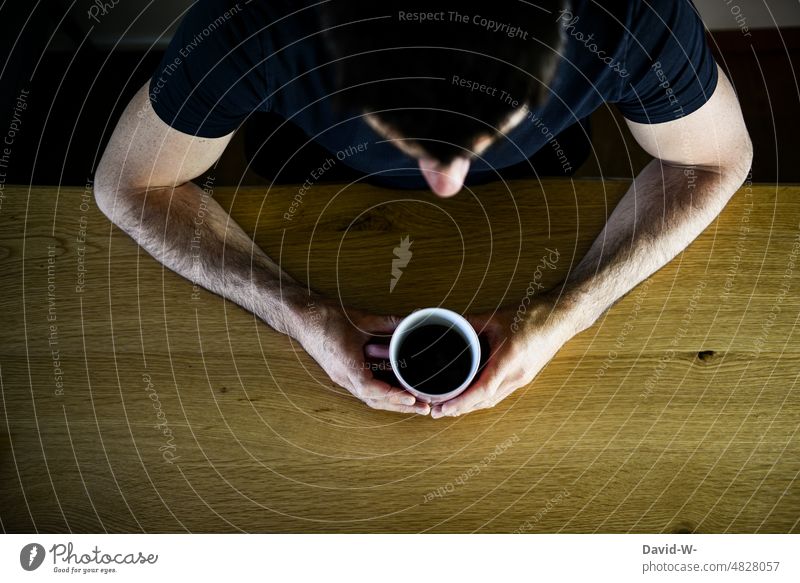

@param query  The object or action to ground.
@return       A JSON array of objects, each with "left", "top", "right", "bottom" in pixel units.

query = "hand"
[
  {"left": 296, "top": 296, "right": 431, "bottom": 415},
  {"left": 430, "top": 296, "right": 575, "bottom": 418}
]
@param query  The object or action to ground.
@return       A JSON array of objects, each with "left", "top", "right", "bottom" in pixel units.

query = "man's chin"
[{"left": 424, "top": 176, "right": 464, "bottom": 197}]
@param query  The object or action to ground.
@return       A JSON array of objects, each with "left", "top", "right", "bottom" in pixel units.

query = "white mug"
[{"left": 389, "top": 307, "right": 481, "bottom": 404}]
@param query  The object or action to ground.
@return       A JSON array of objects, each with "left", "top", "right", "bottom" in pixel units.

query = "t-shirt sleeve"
[
  {"left": 615, "top": 0, "right": 718, "bottom": 124},
  {"left": 149, "top": 0, "right": 270, "bottom": 137}
]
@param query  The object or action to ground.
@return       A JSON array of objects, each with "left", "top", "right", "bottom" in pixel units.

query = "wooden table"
[{"left": 1, "top": 179, "right": 798, "bottom": 533}]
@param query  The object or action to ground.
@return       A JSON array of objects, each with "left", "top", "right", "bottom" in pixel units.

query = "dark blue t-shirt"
[{"left": 149, "top": 0, "right": 717, "bottom": 188}]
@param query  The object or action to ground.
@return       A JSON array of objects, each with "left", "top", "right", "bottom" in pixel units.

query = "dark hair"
[{"left": 319, "top": 1, "right": 565, "bottom": 164}]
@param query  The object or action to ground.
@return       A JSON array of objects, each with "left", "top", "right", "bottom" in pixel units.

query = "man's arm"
[
  {"left": 559, "top": 64, "right": 753, "bottom": 331},
  {"left": 432, "top": 64, "right": 751, "bottom": 418},
  {"left": 94, "top": 82, "right": 308, "bottom": 336},
  {"left": 94, "top": 83, "right": 427, "bottom": 414}
]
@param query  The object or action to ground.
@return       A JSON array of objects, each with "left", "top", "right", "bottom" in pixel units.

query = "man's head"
[{"left": 319, "top": 1, "right": 565, "bottom": 196}]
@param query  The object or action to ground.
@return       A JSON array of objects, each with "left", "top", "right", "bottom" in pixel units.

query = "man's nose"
[{"left": 418, "top": 156, "right": 471, "bottom": 197}]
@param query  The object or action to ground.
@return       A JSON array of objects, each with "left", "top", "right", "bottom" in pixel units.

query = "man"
[{"left": 94, "top": 0, "right": 752, "bottom": 418}]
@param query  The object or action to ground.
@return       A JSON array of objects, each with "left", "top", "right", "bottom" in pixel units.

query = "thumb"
[{"left": 364, "top": 343, "right": 390, "bottom": 360}]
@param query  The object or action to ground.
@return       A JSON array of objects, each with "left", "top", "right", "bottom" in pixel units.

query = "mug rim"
[{"left": 389, "top": 307, "right": 481, "bottom": 404}]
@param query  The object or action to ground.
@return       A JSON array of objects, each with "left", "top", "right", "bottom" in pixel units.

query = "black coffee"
[{"left": 396, "top": 324, "right": 473, "bottom": 394}]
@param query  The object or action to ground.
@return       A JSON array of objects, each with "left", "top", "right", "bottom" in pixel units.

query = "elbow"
[
  {"left": 92, "top": 158, "right": 127, "bottom": 225},
  {"left": 740, "top": 133, "right": 753, "bottom": 180},
  {"left": 92, "top": 176, "right": 141, "bottom": 238},
  {"left": 92, "top": 156, "right": 113, "bottom": 218},
  {"left": 729, "top": 132, "right": 754, "bottom": 189},
  {"left": 709, "top": 133, "right": 753, "bottom": 205},
  {"left": 92, "top": 182, "right": 114, "bottom": 223}
]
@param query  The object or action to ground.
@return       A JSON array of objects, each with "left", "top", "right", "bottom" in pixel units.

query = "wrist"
[
  {"left": 509, "top": 290, "right": 577, "bottom": 345},
  {"left": 543, "top": 286, "right": 599, "bottom": 339},
  {"left": 251, "top": 271, "right": 320, "bottom": 339}
]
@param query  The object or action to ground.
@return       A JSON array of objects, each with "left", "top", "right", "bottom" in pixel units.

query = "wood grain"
[{"left": 1, "top": 179, "right": 798, "bottom": 533}]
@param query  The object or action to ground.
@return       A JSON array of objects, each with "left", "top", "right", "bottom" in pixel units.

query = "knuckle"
[
  {"left": 350, "top": 385, "right": 367, "bottom": 401},
  {"left": 320, "top": 338, "right": 339, "bottom": 359},
  {"left": 386, "top": 314, "right": 402, "bottom": 328},
  {"left": 519, "top": 372, "right": 535, "bottom": 387},
  {"left": 505, "top": 343, "right": 526, "bottom": 363},
  {"left": 480, "top": 386, "right": 496, "bottom": 403},
  {"left": 329, "top": 370, "right": 348, "bottom": 388}
]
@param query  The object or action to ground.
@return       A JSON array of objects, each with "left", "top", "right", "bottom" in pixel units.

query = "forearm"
[
  {"left": 94, "top": 180, "right": 310, "bottom": 337},
  {"left": 558, "top": 158, "right": 749, "bottom": 333}
]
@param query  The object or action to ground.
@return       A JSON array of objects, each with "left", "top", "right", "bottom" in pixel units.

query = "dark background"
[{"left": 1, "top": 0, "right": 798, "bottom": 187}]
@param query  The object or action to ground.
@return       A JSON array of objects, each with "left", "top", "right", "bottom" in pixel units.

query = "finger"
[
  {"left": 367, "top": 386, "right": 417, "bottom": 406},
  {"left": 365, "top": 398, "right": 431, "bottom": 415},
  {"left": 364, "top": 342, "right": 390, "bottom": 360},
  {"left": 433, "top": 356, "right": 497, "bottom": 416},
  {"left": 432, "top": 375, "right": 500, "bottom": 418},
  {"left": 387, "top": 389, "right": 417, "bottom": 405},
  {"left": 431, "top": 388, "right": 482, "bottom": 418},
  {"left": 433, "top": 398, "right": 495, "bottom": 418},
  {"left": 357, "top": 313, "right": 403, "bottom": 335},
  {"left": 353, "top": 373, "right": 417, "bottom": 405}
]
